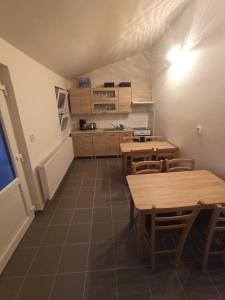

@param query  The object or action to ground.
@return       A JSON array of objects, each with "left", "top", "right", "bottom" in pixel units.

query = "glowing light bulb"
[{"left": 166, "top": 42, "right": 197, "bottom": 80}]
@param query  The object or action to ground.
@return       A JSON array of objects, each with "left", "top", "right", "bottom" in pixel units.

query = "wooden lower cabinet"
[
  {"left": 93, "top": 133, "right": 106, "bottom": 156},
  {"left": 72, "top": 131, "right": 133, "bottom": 157},
  {"left": 106, "top": 133, "right": 120, "bottom": 155},
  {"left": 72, "top": 133, "right": 94, "bottom": 157}
]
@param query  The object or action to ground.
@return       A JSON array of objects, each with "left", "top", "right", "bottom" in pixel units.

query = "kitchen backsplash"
[{"left": 71, "top": 106, "right": 154, "bottom": 130}]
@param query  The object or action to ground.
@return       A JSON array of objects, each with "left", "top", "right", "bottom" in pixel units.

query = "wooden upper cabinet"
[
  {"left": 69, "top": 88, "right": 92, "bottom": 114},
  {"left": 118, "top": 87, "right": 132, "bottom": 113}
]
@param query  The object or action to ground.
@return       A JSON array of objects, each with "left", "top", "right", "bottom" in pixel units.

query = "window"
[{"left": 0, "top": 119, "right": 15, "bottom": 190}]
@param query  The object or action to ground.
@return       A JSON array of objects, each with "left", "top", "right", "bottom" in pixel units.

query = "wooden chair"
[
  {"left": 202, "top": 204, "right": 225, "bottom": 272},
  {"left": 132, "top": 160, "right": 163, "bottom": 175},
  {"left": 165, "top": 158, "right": 195, "bottom": 172},
  {"left": 155, "top": 147, "right": 178, "bottom": 161},
  {"left": 130, "top": 149, "right": 154, "bottom": 163},
  {"left": 144, "top": 204, "right": 201, "bottom": 271}
]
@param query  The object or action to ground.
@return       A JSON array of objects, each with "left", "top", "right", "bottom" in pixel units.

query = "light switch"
[{"left": 196, "top": 125, "right": 202, "bottom": 135}]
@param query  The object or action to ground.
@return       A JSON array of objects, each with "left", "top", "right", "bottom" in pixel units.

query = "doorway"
[{"left": 0, "top": 84, "right": 34, "bottom": 273}]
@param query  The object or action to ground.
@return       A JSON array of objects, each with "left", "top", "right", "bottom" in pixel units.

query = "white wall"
[
  {"left": 151, "top": 0, "right": 225, "bottom": 178},
  {"left": 0, "top": 37, "right": 68, "bottom": 208},
  {"left": 71, "top": 53, "right": 153, "bottom": 130}
]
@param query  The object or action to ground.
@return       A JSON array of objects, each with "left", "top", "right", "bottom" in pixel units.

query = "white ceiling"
[{"left": 0, "top": 0, "right": 190, "bottom": 78}]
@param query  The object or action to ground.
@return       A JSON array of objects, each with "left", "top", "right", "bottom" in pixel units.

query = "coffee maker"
[{"left": 79, "top": 119, "right": 87, "bottom": 130}]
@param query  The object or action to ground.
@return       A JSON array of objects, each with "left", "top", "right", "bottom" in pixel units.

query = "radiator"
[{"left": 38, "top": 137, "right": 74, "bottom": 200}]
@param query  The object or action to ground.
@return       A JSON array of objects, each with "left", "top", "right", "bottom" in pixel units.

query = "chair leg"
[
  {"left": 130, "top": 199, "right": 134, "bottom": 226},
  {"left": 202, "top": 233, "right": 214, "bottom": 273}
]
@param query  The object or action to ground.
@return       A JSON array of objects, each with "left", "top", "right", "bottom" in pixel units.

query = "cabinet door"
[
  {"left": 118, "top": 88, "right": 132, "bottom": 112},
  {"left": 106, "top": 133, "right": 120, "bottom": 155},
  {"left": 72, "top": 134, "right": 93, "bottom": 157},
  {"left": 73, "top": 144, "right": 93, "bottom": 157},
  {"left": 69, "top": 88, "right": 92, "bottom": 114},
  {"left": 93, "top": 133, "right": 107, "bottom": 156}
]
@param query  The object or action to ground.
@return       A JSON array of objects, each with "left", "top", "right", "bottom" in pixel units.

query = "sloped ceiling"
[{"left": 0, "top": 0, "right": 190, "bottom": 78}]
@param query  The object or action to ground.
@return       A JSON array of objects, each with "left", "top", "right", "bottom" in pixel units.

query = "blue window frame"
[{"left": 0, "top": 119, "right": 15, "bottom": 190}]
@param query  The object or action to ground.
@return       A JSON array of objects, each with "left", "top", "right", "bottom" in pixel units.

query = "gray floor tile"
[
  {"left": 31, "top": 210, "right": 54, "bottom": 227},
  {"left": 115, "top": 240, "right": 145, "bottom": 268},
  {"left": 50, "top": 211, "right": 73, "bottom": 225},
  {"left": 94, "top": 196, "right": 111, "bottom": 207},
  {"left": 50, "top": 273, "right": 85, "bottom": 300},
  {"left": 28, "top": 246, "right": 62, "bottom": 275},
  {"left": 66, "top": 224, "right": 91, "bottom": 244},
  {"left": 117, "top": 267, "right": 151, "bottom": 300},
  {"left": 0, "top": 277, "right": 23, "bottom": 299},
  {"left": 88, "top": 242, "right": 114, "bottom": 271},
  {"left": 92, "top": 207, "right": 112, "bottom": 223},
  {"left": 72, "top": 208, "right": 92, "bottom": 223},
  {"left": 91, "top": 222, "right": 113, "bottom": 242},
  {"left": 18, "top": 226, "right": 47, "bottom": 248},
  {"left": 112, "top": 204, "right": 130, "bottom": 222},
  {"left": 177, "top": 263, "right": 220, "bottom": 300},
  {"left": 2, "top": 248, "right": 37, "bottom": 277},
  {"left": 42, "top": 226, "right": 68, "bottom": 246},
  {"left": 58, "top": 244, "right": 88, "bottom": 273},
  {"left": 112, "top": 221, "right": 135, "bottom": 241},
  {"left": 56, "top": 197, "right": 77, "bottom": 210},
  {"left": 17, "top": 276, "right": 53, "bottom": 300},
  {"left": 85, "top": 270, "right": 117, "bottom": 300},
  {"left": 76, "top": 197, "right": 93, "bottom": 208},
  {"left": 146, "top": 266, "right": 186, "bottom": 300}
]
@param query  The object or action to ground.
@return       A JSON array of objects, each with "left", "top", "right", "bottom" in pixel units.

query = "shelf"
[{"left": 132, "top": 101, "right": 154, "bottom": 105}]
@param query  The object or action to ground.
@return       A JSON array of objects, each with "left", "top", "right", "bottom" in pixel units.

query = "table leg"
[
  {"left": 137, "top": 211, "right": 146, "bottom": 260},
  {"left": 122, "top": 153, "right": 128, "bottom": 179},
  {"left": 130, "top": 198, "right": 134, "bottom": 226}
]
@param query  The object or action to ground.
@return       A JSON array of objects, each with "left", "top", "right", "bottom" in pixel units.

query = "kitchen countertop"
[{"left": 71, "top": 128, "right": 134, "bottom": 134}]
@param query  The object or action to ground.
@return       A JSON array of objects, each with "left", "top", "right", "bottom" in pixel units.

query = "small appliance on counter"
[
  {"left": 88, "top": 122, "right": 97, "bottom": 130},
  {"left": 119, "top": 82, "right": 131, "bottom": 87},
  {"left": 79, "top": 119, "right": 88, "bottom": 130},
  {"left": 104, "top": 82, "right": 115, "bottom": 87},
  {"left": 133, "top": 127, "right": 151, "bottom": 142}
]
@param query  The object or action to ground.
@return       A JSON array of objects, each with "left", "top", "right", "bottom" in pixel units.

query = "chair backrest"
[
  {"left": 155, "top": 147, "right": 178, "bottom": 160},
  {"left": 132, "top": 160, "right": 163, "bottom": 175},
  {"left": 130, "top": 149, "right": 154, "bottom": 163},
  {"left": 208, "top": 204, "right": 225, "bottom": 232},
  {"left": 165, "top": 158, "right": 195, "bottom": 172},
  {"left": 150, "top": 204, "right": 200, "bottom": 246}
]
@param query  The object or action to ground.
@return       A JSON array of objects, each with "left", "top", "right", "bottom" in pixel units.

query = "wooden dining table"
[
  {"left": 120, "top": 141, "right": 178, "bottom": 177},
  {"left": 126, "top": 170, "right": 225, "bottom": 259}
]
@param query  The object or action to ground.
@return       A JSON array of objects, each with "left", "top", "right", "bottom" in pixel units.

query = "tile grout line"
[
  {"left": 14, "top": 175, "right": 70, "bottom": 300},
  {"left": 47, "top": 159, "right": 86, "bottom": 300},
  {"left": 110, "top": 157, "right": 120, "bottom": 300},
  {"left": 81, "top": 159, "right": 98, "bottom": 300}
]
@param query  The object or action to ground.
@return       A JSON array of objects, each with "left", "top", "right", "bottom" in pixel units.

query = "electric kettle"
[{"left": 88, "top": 122, "right": 97, "bottom": 130}]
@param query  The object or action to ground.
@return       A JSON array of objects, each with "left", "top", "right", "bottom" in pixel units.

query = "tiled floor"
[{"left": 1, "top": 158, "right": 225, "bottom": 299}]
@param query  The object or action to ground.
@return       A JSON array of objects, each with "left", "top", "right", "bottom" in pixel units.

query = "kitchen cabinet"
[
  {"left": 69, "top": 88, "right": 92, "bottom": 114},
  {"left": 93, "top": 133, "right": 106, "bottom": 156},
  {"left": 105, "top": 132, "right": 120, "bottom": 156},
  {"left": 118, "top": 88, "right": 132, "bottom": 112},
  {"left": 72, "top": 133, "right": 93, "bottom": 157},
  {"left": 91, "top": 88, "right": 119, "bottom": 113},
  {"left": 72, "top": 130, "right": 133, "bottom": 157}
]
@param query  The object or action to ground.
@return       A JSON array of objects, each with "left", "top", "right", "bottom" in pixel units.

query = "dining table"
[
  {"left": 120, "top": 141, "right": 178, "bottom": 177},
  {"left": 126, "top": 170, "right": 225, "bottom": 260}
]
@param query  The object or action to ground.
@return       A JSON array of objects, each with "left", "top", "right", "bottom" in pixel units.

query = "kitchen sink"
[{"left": 103, "top": 128, "right": 120, "bottom": 131}]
